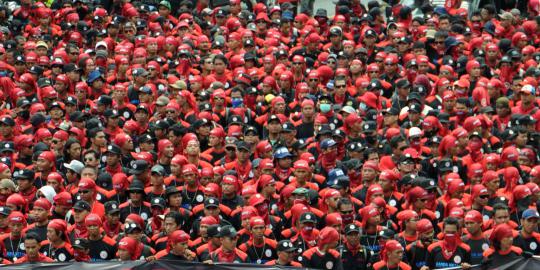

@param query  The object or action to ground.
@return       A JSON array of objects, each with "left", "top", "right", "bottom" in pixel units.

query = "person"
[
  {"left": 85, "top": 213, "right": 117, "bottom": 261},
  {"left": 0, "top": 211, "right": 27, "bottom": 261},
  {"left": 483, "top": 224, "right": 524, "bottom": 268},
  {"left": 238, "top": 216, "right": 277, "bottom": 264},
  {"left": 513, "top": 209, "right": 540, "bottom": 254},
  {"left": 157, "top": 230, "right": 197, "bottom": 261},
  {"left": 338, "top": 223, "right": 373, "bottom": 270},
  {"left": 423, "top": 217, "right": 471, "bottom": 270},
  {"left": 13, "top": 233, "right": 54, "bottom": 263},
  {"left": 40, "top": 219, "right": 74, "bottom": 262},
  {"left": 207, "top": 225, "right": 247, "bottom": 263},
  {"left": 301, "top": 226, "right": 343, "bottom": 270},
  {"left": 0, "top": 0, "right": 539, "bottom": 269},
  {"left": 373, "top": 240, "right": 411, "bottom": 270},
  {"left": 406, "top": 219, "right": 435, "bottom": 270},
  {"left": 265, "top": 240, "right": 302, "bottom": 266}
]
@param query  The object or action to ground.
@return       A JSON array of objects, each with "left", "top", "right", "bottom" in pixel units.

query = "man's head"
[{"left": 24, "top": 233, "right": 41, "bottom": 259}]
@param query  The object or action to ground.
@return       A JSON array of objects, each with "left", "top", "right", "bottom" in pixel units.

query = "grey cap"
[{"left": 64, "top": 160, "right": 85, "bottom": 175}]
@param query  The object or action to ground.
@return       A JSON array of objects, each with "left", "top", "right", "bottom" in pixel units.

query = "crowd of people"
[{"left": 0, "top": 0, "right": 539, "bottom": 269}]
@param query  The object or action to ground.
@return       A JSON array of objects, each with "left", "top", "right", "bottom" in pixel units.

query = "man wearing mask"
[
  {"left": 301, "top": 226, "right": 343, "bottom": 270},
  {"left": 406, "top": 219, "right": 435, "bottom": 270},
  {"left": 423, "top": 217, "right": 471, "bottom": 270},
  {"left": 339, "top": 224, "right": 373, "bottom": 270}
]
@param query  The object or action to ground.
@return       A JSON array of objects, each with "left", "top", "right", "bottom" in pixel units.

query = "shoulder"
[
  {"left": 102, "top": 236, "right": 117, "bottom": 246},
  {"left": 483, "top": 247, "right": 495, "bottom": 257},
  {"left": 427, "top": 241, "right": 442, "bottom": 252},
  {"left": 459, "top": 242, "right": 471, "bottom": 252},
  {"left": 510, "top": 246, "right": 522, "bottom": 255},
  {"left": 372, "top": 261, "right": 385, "bottom": 270},
  {"left": 302, "top": 247, "right": 316, "bottom": 258},
  {"left": 328, "top": 249, "right": 340, "bottom": 258},
  {"left": 399, "top": 261, "right": 412, "bottom": 270}
]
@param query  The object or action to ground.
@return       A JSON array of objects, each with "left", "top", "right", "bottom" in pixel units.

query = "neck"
[
  {"left": 88, "top": 233, "right": 101, "bottom": 241},
  {"left": 37, "top": 219, "right": 49, "bottom": 226},
  {"left": 404, "top": 229, "right": 416, "bottom": 236},
  {"left": 52, "top": 238, "right": 64, "bottom": 246},
  {"left": 253, "top": 237, "right": 264, "bottom": 245},
  {"left": 187, "top": 155, "right": 198, "bottom": 164},
  {"left": 387, "top": 260, "right": 399, "bottom": 267}
]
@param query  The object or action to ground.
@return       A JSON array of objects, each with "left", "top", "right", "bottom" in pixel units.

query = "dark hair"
[
  {"left": 493, "top": 203, "right": 509, "bottom": 213},
  {"left": 482, "top": 5, "right": 496, "bottom": 15},
  {"left": 443, "top": 216, "right": 461, "bottom": 230},
  {"left": 363, "top": 147, "right": 379, "bottom": 160},
  {"left": 213, "top": 54, "right": 229, "bottom": 67},
  {"left": 434, "top": 31, "right": 448, "bottom": 40},
  {"left": 390, "top": 136, "right": 406, "bottom": 148},
  {"left": 24, "top": 232, "right": 41, "bottom": 243},
  {"left": 165, "top": 211, "right": 182, "bottom": 227},
  {"left": 337, "top": 197, "right": 353, "bottom": 210},
  {"left": 63, "top": 138, "right": 81, "bottom": 163},
  {"left": 438, "top": 14, "right": 451, "bottom": 22},
  {"left": 83, "top": 149, "right": 99, "bottom": 161}
]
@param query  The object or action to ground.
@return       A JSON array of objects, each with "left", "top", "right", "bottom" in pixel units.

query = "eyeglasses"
[{"left": 124, "top": 29, "right": 135, "bottom": 34}]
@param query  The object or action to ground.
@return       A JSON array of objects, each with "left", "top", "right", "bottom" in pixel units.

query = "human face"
[
  {"left": 251, "top": 225, "right": 265, "bottom": 238},
  {"left": 221, "top": 236, "right": 237, "bottom": 251},
  {"left": 81, "top": 167, "right": 97, "bottom": 180},
  {"left": 118, "top": 248, "right": 131, "bottom": 261},
  {"left": 47, "top": 227, "right": 60, "bottom": 242},
  {"left": 522, "top": 218, "right": 538, "bottom": 234},
  {"left": 164, "top": 217, "right": 178, "bottom": 235},
  {"left": 465, "top": 221, "right": 481, "bottom": 235},
  {"left": 24, "top": 239, "right": 39, "bottom": 259},
  {"left": 73, "top": 209, "right": 89, "bottom": 223},
  {"left": 494, "top": 209, "right": 510, "bottom": 225}
]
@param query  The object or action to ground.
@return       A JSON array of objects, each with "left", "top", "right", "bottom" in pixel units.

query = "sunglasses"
[
  {"left": 309, "top": 79, "right": 319, "bottom": 82},
  {"left": 433, "top": 41, "right": 444, "bottom": 44},
  {"left": 80, "top": 190, "right": 91, "bottom": 194},
  {"left": 479, "top": 195, "right": 489, "bottom": 199},
  {"left": 328, "top": 61, "right": 336, "bottom": 64},
  {"left": 51, "top": 140, "right": 60, "bottom": 144},
  {"left": 335, "top": 85, "right": 346, "bottom": 88},
  {"left": 293, "top": 62, "right": 303, "bottom": 65},
  {"left": 340, "top": 210, "right": 353, "bottom": 215}
]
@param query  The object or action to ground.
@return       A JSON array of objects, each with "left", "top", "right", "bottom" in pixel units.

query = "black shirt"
[
  {"left": 426, "top": 242, "right": 471, "bottom": 269},
  {"left": 338, "top": 243, "right": 373, "bottom": 270}
]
